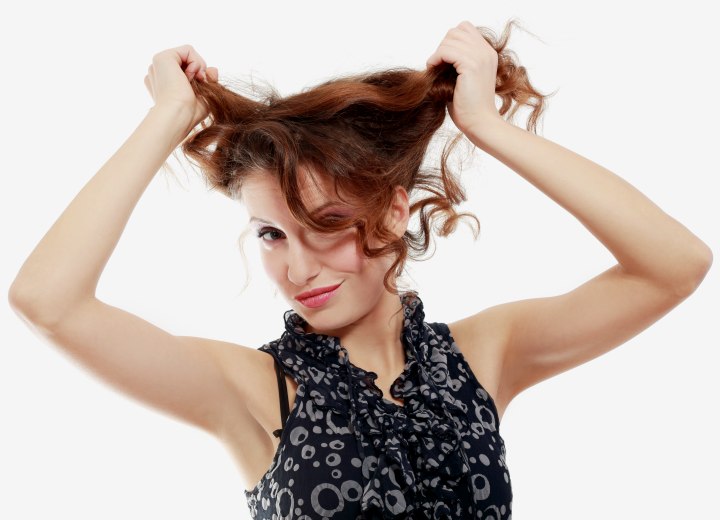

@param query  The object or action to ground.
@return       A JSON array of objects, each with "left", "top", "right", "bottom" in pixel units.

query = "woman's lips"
[{"left": 295, "top": 283, "right": 342, "bottom": 308}]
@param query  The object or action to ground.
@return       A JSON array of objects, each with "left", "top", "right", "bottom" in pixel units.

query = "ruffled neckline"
[
  {"left": 282, "top": 291, "right": 420, "bottom": 403},
  {"left": 278, "top": 291, "right": 478, "bottom": 519}
]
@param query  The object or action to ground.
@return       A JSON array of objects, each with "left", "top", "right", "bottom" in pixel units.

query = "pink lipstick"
[{"left": 295, "top": 283, "right": 342, "bottom": 309}]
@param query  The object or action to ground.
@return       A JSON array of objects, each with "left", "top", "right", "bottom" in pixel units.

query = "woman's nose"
[{"left": 286, "top": 241, "right": 321, "bottom": 286}]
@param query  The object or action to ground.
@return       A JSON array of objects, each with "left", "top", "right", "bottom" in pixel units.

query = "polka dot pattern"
[{"left": 244, "top": 291, "right": 512, "bottom": 519}]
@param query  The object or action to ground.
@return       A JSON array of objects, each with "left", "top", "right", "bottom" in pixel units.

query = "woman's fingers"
[
  {"left": 425, "top": 20, "right": 501, "bottom": 133},
  {"left": 147, "top": 44, "right": 221, "bottom": 132},
  {"left": 176, "top": 46, "right": 214, "bottom": 82},
  {"left": 182, "top": 56, "right": 204, "bottom": 81},
  {"left": 205, "top": 66, "right": 219, "bottom": 82},
  {"left": 152, "top": 45, "right": 195, "bottom": 80},
  {"left": 184, "top": 47, "right": 207, "bottom": 81},
  {"left": 427, "top": 42, "right": 464, "bottom": 67},
  {"left": 426, "top": 20, "right": 482, "bottom": 68},
  {"left": 143, "top": 44, "right": 218, "bottom": 135}
]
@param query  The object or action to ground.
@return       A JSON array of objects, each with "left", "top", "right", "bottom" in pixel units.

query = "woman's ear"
[{"left": 385, "top": 185, "right": 410, "bottom": 240}]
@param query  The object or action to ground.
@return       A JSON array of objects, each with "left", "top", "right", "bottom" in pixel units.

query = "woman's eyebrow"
[
  {"left": 309, "top": 201, "right": 342, "bottom": 215},
  {"left": 248, "top": 217, "right": 275, "bottom": 226},
  {"left": 248, "top": 202, "right": 343, "bottom": 226}
]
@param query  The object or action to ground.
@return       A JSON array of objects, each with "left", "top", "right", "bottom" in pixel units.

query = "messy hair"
[{"left": 180, "top": 18, "right": 550, "bottom": 295}]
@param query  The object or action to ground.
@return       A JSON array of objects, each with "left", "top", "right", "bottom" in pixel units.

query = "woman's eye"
[{"left": 256, "top": 228, "right": 284, "bottom": 242}]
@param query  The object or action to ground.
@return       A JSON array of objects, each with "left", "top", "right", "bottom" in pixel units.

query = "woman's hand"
[
  {"left": 426, "top": 21, "right": 502, "bottom": 136},
  {"left": 144, "top": 45, "right": 219, "bottom": 134}
]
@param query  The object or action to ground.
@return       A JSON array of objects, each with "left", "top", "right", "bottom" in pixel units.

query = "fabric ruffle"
[{"left": 282, "top": 291, "right": 478, "bottom": 519}]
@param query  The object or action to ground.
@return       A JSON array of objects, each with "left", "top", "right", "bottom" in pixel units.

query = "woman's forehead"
[
  {"left": 242, "top": 168, "right": 335, "bottom": 205},
  {"left": 242, "top": 168, "right": 348, "bottom": 224}
]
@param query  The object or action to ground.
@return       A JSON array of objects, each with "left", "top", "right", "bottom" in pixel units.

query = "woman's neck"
[{"left": 307, "top": 290, "right": 408, "bottom": 376}]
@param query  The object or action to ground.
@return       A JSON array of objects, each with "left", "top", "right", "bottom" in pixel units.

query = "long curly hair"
[{"left": 180, "top": 18, "right": 550, "bottom": 295}]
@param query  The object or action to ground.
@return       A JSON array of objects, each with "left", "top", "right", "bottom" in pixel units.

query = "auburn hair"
[{"left": 180, "top": 18, "right": 550, "bottom": 295}]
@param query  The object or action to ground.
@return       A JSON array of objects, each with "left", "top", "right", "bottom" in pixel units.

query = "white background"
[{"left": 2, "top": 1, "right": 718, "bottom": 518}]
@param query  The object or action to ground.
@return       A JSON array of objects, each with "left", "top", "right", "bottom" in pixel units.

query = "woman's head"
[
  {"left": 179, "top": 18, "right": 547, "bottom": 305},
  {"left": 241, "top": 164, "right": 410, "bottom": 330}
]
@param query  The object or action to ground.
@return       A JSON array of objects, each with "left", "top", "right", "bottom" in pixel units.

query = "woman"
[{"left": 8, "top": 19, "right": 712, "bottom": 519}]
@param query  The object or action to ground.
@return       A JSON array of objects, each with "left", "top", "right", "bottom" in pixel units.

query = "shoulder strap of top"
[{"left": 272, "top": 355, "right": 290, "bottom": 438}]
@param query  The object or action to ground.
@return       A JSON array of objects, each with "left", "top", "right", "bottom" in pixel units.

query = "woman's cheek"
[{"left": 327, "top": 237, "right": 365, "bottom": 273}]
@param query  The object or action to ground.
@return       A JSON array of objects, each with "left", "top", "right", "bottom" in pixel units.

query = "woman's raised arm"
[
  {"left": 6, "top": 48, "right": 258, "bottom": 439},
  {"left": 9, "top": 45, "right": 215, "bottom": 318},
  {"left": 428, "top": 23, "right": 712, "bottom": 415}
]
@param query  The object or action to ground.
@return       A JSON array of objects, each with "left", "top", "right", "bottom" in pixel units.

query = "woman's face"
[{"left": 241, "top": 169, "right": 408, "bottom": 334}]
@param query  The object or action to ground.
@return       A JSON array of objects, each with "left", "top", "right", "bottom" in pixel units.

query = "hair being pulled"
[{"left": 180, "top": 18, "right": 551, "bottom": 295}]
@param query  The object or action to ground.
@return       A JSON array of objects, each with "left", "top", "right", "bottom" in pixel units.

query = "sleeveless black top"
[{"left": 244, "top": 291, "right": 513, "bottom": 519}]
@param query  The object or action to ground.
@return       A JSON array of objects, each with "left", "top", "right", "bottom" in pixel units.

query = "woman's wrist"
[
  {"left": 463, "top": 115, "right": 509, "bottom": 149},
  {"left": 147, "top": 102, "right": 196, "bottom": 147}
]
